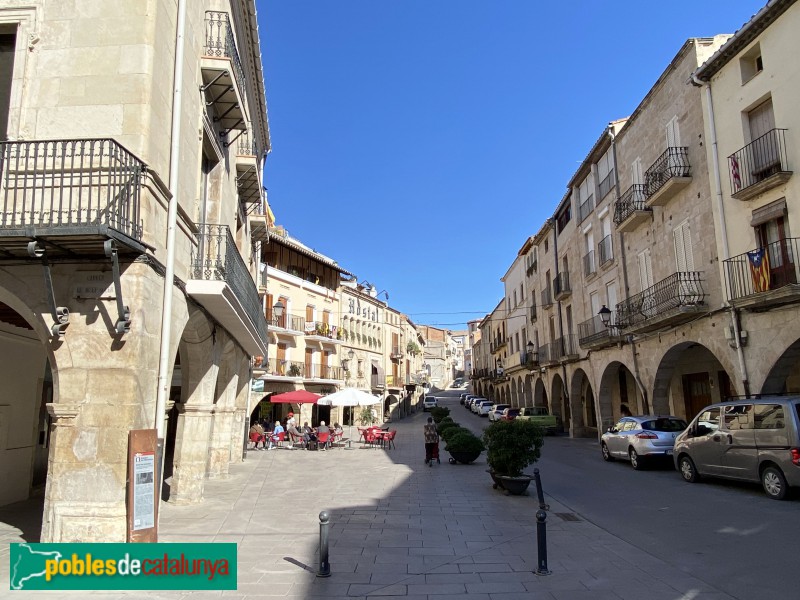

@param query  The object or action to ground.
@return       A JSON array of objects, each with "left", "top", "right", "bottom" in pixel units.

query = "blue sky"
[{"left": 258, "top": 1, "right": 761, "bottom": 330}]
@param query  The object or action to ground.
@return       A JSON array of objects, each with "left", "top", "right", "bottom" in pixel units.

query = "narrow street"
[{"left": 435, "top": 389, "right": 800, "bottom": 600}]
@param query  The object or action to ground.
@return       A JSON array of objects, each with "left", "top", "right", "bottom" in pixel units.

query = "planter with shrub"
[
  {"left": 429, "top": 406, "right": 450, "bottom": 423},
  {"left": 445, "top": 429, "right": 485, "bottom": 465},
  {"left": 482, "top": 419, "right": 544, "bottom": 494}
]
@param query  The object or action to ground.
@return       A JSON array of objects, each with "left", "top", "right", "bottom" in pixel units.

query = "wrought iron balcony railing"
[
  {"left": 191, "top": 223, "right": 267, "bottom": 343},
  {"left": 724, "top": 237, "right": 799, "bottom": 301},
  {"left": 614, "top": 184, "right": 649, "bottom": 226},
  {"left": 371, "top": 374, "right": 385, "bottom": 389},
  {"left": 0, "top": 139, "right": 145, "bottom": 250},
  {"left": 583, "top": 250, "right": 596, "bottom": 277},
  {"left": 268, "top": 313, "right": 305, "bottom": 332},
  {"left": 578, "top": 314, "right": 617, "bottom": 347},
  {"left": 305, "top": 320, "right": 336, "bottom": 338},
  {"left": 236, "top": 130, "right": 257, "bottom": 156},
  {"left": 729, "top": 128, "right": 790, "bottom": 198},
  {"left": 598, "top": 234, "right": 613, "bottom": 266},
  {"left": 541, "top": 287, "right": 552, "bottom": 308},
  {"left": 552, "top": 334, "right": 578, "bottom": 360},
  {"left": 598, "top": 170, "right": 615, "bottom": 199},
  {"left": 204, "top": 11, "right": 245, "bottom": 95},
  {"left": 306, "top": 363, "right": 343, "bottom": 380},
  {"left": 554, "top": 271, "right": 571, "bottom": 298},
  {"left": 391, "top": 346, "right": 403, "bottom": 359},
  {"left": 616, "top": 272, "right": 705, "bottom": 329},
  {"left": 578, "top": 194, "right": 594, "bottom": 223},
  {"left": 538, "top": 342, "right": 554, "bottom": 364},
  {"left": 257, "top": 358, "right": 305, "bottom": 378},
  {"left": 529, "top": 303, "right": 537, "bottom": 323},
  {"left": 644, "top": 146, "right": 691, "bottom": 197}
]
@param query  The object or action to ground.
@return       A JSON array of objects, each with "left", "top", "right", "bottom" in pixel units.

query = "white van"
[{"left": 673, "top": 396, "right": 800, "bottom": 499}]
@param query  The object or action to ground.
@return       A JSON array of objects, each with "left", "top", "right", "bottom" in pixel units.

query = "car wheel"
[
  {"left": 629, "top": 448, "right": 644, "bottom": 470},
  {"left": 601, "top": 443, "right": 614, "bottom": 462},
  {"left": 678, "top": 455, "right": 699, "bottom": 483},
  {"left": 762, "top": 466, "right": 789, "bottom": 500}
]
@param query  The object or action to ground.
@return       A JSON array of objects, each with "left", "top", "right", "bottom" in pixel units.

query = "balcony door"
[
  {"left": 748, "top": 99, "right": 778, "bottom": 177},
  {"left": 276, "top": 343, "right": 287, "bottom": 375},
  {"left": 756, "top": 216, "right": 796, "bottom": 288},
  {"left": 674, "top": 220, "right": 698, "bottom": 302},
  {"left": 0, "top": 33, "right": 15, "bottom": 140},
  {"left": 305, "top": 348, "right": 314, "bottom": 378},
  {"left": 638, "top": 250, "right": 656, "bottom": 316}
]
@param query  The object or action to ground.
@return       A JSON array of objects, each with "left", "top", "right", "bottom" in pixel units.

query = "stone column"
[
  {"left": 206, "top": 406, "right": 235, "bottom": 478},
  {"left": 168, "top": 403, "right": 214, "bottom": 504}
]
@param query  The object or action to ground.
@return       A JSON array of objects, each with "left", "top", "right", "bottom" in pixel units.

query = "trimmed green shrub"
[
  {"left": 482, "top": 419, "right": 544, "bottom": 477},
  {"left": 436, "top": 421, "right": 461, "bottom": 436},
  {"left": 430, "top": 406, "right": 450, "bottom": 423},
  {"left": 445, "top": 430, "right": 485, "bottom": 455}
]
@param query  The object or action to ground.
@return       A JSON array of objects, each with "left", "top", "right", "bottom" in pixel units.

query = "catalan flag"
[
  {"left": 747, "top": 247, "right": 770, "bottom": 293},
  {"left": 730, "top": 155, "right": 742, "bottom": 192}
]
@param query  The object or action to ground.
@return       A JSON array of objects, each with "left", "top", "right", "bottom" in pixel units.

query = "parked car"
[
  {"left": 465, "top": 395, "right": 480, "bottom": 409},
  {"left": 471, "top": 398, "right": 489, "bottom": 414},
  {"left": 423, "top": 396, "right": 438, "bottom": 411},
  {"left": 477, "top": 400, "right": 494, "bottom": 417},
  {"left": 488, "top": 404, "right": 510, "bottom": 422},
  {"left": 673, "top": 396, "right": 800, "bottom": 500},
  {"left": 516, "top": 406, "right": 563, "bottom": 434},
  {"left": 459, "top": 393, "right": 470, "bottom": 405},
  {"left": 501, "top": 408, "right": 520, "bottom": 421},
  {"left": 601, "top": 415, "right": 688, "bottom": 469}
]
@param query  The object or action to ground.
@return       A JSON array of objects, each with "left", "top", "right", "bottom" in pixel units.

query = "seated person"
[
  {"left": 302, "top": 422, "right": 318, "bottom": 444},
  {"left": 267, "top": 421, "right": 284, "bottom": 450},
  {"left": 249, "top": 423, "right": 266, "bottom": 449},
  {"left": 316, "top": 420, "right": 331, "bottom": 449},
  {"left": 285, "top": 422, "right": 304, "bottom": 448}
]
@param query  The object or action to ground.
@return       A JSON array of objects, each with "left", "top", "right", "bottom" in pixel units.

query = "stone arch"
[
  {"left": 652, "top": 341, "right": 735, "bottom": 421},
  {"left": 524, "top": 374, "right": 534, "bottom": 406},
  {"left": 510, "top": 379, "right": 518, "bottom": 406},
  {"left": 762, "top": 337, "right": 800, "bottom": 395},
  {"left": 598, "top": 361, "right": 641, "bottom": 431},
  {"left": 550, "top": 374, "right": 568, "bottom": 433},
  {"left": 534, "top": 378, "right": 548, "bottom": 408},
  {"left": 569, "top": 368, "right": 597, "bottom": 438}
]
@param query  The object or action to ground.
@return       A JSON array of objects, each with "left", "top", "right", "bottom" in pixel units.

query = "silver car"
[
  {"left": 601, "top": 415, "right": 687, "bottom": 470},
  {"left": 488, "top": 404, "right": 510, "bottom": 421}
]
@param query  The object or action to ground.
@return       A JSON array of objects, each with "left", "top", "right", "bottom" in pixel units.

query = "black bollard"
[
  {"left": 533, "top": 469, "right": 551, "bottom": 575},
  {"left": 317, "top": 510, "right": 331, "bottom": 577}
]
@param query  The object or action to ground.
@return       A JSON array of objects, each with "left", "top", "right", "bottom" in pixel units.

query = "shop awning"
[{"left": 269, "top": 390, "right": 321, "bottom": 404}]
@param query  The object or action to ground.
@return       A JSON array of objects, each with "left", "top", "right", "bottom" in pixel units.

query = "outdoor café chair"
[{"left": 317, "top": 431, "right": 330, "bottom": 451}]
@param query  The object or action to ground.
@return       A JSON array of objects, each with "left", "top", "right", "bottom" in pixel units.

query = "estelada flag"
[
  {"left": 730, "top": 155, "right": 742, "bottom": 192},
  {"left": 747, "top": 247, "right": 770, "bottom": 293}
]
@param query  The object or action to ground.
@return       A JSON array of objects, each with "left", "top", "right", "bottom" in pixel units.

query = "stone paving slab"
[{"left": 0, "top": 409, "right": 737, "bottom": 599}]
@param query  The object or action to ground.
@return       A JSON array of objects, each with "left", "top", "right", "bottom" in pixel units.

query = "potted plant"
[
  {"left": 287, "top": 364, "right": 302, "bottom": 377},
  {"left": 482, "top": 419, "right": 544, "bottom": 495},
  {"left": 358, "top": 406, "right": 376, "bottom": 426},
  {"left": 445, "top": 429, "right": 485, "bottom": 465},
  {"left": 429, "top": 406, "right": 450, "bottom": 424}
]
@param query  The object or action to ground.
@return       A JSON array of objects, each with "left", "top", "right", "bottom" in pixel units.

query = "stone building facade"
[{"left": 0, "top": 0, "right": 271, "bottom": 541}]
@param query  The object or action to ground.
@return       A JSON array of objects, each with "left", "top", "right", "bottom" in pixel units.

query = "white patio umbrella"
[{"left": 317, "top": 388, "right": 381, "bottom": 442}]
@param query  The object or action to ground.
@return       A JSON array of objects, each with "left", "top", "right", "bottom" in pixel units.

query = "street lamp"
[
  {"left": 598, "top": 305, "right": 612, "bottom": 328},
  {"left": 273, "top": 300, "right": 285, "bottom": 318},
  {"left": 526, "top": 340, "right": 535, "bottom": 354}
]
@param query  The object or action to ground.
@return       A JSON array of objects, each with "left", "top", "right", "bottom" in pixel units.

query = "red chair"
[
  {"left": 268, "top": 431, "right": 285, "bottom": 449},
  {"left": 317, "top": 431, "right": 330, "bottom": 451},
  {"left": 364, "top": 428, "right": 378, "bottom": 448},
  {"left": 385, "top": 430, "right": 397, "bottom": 450}
]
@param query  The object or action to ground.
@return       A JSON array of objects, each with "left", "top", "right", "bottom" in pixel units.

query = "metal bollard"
[
  {"left": 317, "top": 510, "right": 331, "bottom": 577},
  {"left": 533, "top": 469, "right": 551, "bottom": 575}
]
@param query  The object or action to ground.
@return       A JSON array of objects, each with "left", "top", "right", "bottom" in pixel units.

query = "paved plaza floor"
[{"left": 1, "top": 409, "right": 735, "bottom": 599}]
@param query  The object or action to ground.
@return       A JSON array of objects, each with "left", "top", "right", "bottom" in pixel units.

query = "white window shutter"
[{"left": 666, "top": 116, "right": 681, "bottom": 147}]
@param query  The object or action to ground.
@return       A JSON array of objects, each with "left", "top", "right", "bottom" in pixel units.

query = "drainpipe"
[
  {"left": 691, "top": 74, "right": 750, "bottom": 398},
  {"left": 609, "top": 125, "right": 650, "bottom": 413},
  {"left": 155, "top": 0, "right": 188, "bottom": 439},
  {"left": 551, "top": 220, "right": 571, "bottom": 423}
]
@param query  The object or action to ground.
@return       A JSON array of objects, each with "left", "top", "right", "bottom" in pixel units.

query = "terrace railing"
[
  {"left": 729, "top": 128, "right": 790, "bottom": 196},
  {"left": 614, "top": 184, "right": 649, "bottom": 226},
  {"left": 616, "top": 272, "right": 705, "bottom": 329},
  {"left": 644, "top": 146, "right": 691, "bottom": 197},
  {"left": 204, "top": 11, "right": 246, "bottom": 95},
  {"left": 723, "top": 237, "right": 798, "bottom": 301}
]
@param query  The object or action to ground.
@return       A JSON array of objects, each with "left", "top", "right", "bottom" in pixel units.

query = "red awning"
[{"left": 270, "top": 390, "right": 321, "bottom": 404}]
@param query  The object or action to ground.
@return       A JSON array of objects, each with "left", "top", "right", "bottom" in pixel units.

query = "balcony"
[
  {"left": 616, "top": 271, "right": 707, "bottom": 333},
  {"left": 0, "top": 139, "right": 148, "bottom": 258},
  {"left": 305, "top": 363, "right": 343, "bottom": 381},
  {"left": 729, "top": 129, "right": 792, "bottom": 201},
  {"left": 583, "top": 250, "right": 596, "bottom": 278},
  {"left": 255, "top": 358, "right": 304, "bottom": 380},
  {"left": 578, "top": 314, "right": 623, "bottom": 350},
  {"left": 598, "top": 170, "right": 615, "bottom": 200},
  {"left": 554, "top": 271, "right": 571, "bottom": 300},
  {"left": 598, "top": 234, "right": 613, "bottom": 266},
  {"left": 578, "top": 194, "right": 594, "bottom": 223},
  {"left": 504, "top": 351, "right": 527, "bottom": 373},
  {"left": 268, "top": 313, "right": 305, "bottom": 336},
  {"left": 202, "top": 11, "right": 247, "bottom": 134},
  {"left": 187, "top": 224, "right": 268, "bottom": 355},
  {"left": 538, "top": 343, "right": 557, "bottom": 366},
  {"left": 490, "top": 336, "right": 507, "bottom": 353},
  {"left": 371, "top": 374, "right": 385, "bottom": 389},
  {"left": 526, "top": 259, "right": 537, "bottom": 276},
  {"left": 541, "top": 287, "right": 553, "bottom": 309},
  {"left": 550, "top": 335, "right": 578, "bottom": 362},
  {"left": 530, "top": 303, "right": 537, "bottom": 323},
  {"left": 724, "top": 238, "right": 800, "bottom": 309},
  {"left": 644, "top": 147, "right": 692, "bottom": 207},
  {"left": 304, "top": 321, "right": 342, "bottom": 345},
  {"left": 234, "top": 130, "right": 260, "bottom": 205},
  {"left": 614, "top": 184, "right": 651, "bottom": 232},
  {"left": 390, "top": 346, "right": 403, "bottom": 360}
]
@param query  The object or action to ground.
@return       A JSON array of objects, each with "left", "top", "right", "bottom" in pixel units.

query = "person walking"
[{"left": 424, "top": 417, "right": 439, "bottom": 466}]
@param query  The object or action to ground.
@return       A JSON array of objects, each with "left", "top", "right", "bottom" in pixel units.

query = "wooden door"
[
  {"left": 276, "top": 343, "right": 286, "bottom": 375},
  {"left": 683, "top": 372, "right": 712, "bottom": 421}
]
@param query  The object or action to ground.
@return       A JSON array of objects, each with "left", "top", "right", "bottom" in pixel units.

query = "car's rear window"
[{"left": 642, "top": 418, "right": 687, "bottom": 432}]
